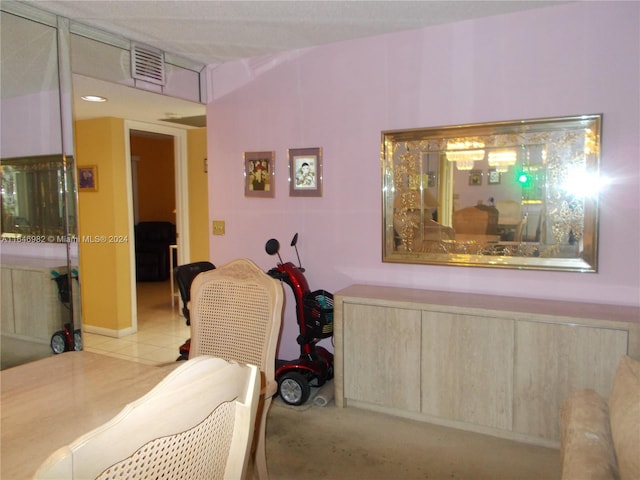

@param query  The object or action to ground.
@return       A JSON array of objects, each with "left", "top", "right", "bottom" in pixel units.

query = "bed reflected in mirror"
[{"left": 382, "top": 115, "right": 602, "bottom": 272}]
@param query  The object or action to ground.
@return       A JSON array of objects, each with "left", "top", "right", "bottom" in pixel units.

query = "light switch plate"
[{"left": 212, "top": 220, "right": 225, "bottom": 235}]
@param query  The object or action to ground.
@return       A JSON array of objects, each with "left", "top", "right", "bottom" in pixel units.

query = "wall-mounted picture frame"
[
  {"left": 468, "top": 169, "right": 482, "bottom": 186},
  {"left": 289, "top": 147, "right": 322, "bottom": 197},
  {"left": 244, "top": 151, "right": 275, "bottom": 197},
  {"left": 488, "top": 168, "right": 501, "bottom": 185},
  {"left": 427, "top": 171, "right": 437, "bottom": 188},
  {"left": 78, "top": 165, "right": 98, "bottom": 192}
]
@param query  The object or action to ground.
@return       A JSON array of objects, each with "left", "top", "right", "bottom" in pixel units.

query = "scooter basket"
[{"left": 303, "top": 290, "right": 334, "bottom": 338}]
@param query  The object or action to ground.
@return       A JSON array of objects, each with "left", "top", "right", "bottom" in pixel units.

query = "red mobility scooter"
[
  {"left": 50, "top": 269, "right": 83, "bottom": 354},
  {"left": 265, "top": 233, "right": 334, "bottom": 405}
]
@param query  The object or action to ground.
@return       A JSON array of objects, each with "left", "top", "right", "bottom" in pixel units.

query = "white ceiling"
[
  {"left": 8, "top": 1, "right": 566, "bottom": 128},
  {"left": 35, "top": 1, "right": 562, "bottom": 66},
  {"left": 71, "top": 74, "right": 208, "bottom": 127}
]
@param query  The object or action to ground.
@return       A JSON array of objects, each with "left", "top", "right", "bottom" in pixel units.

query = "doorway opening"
[
  {"left": 125, "top": 121, "right": 190, "bottom": 332},
  {"left": 130, "top": 130, "right": 176, "bottom": 295}
]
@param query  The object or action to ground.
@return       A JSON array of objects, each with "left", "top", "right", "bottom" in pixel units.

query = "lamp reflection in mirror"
[
  {"left": 446, "top": 139, "right": 485, "bottom": 171},
  {"left": 455, "top": 158, "right": 476, "bottom": 171},
  {"left": 487, "top": 148, "right": 517, "bottom": 171}
]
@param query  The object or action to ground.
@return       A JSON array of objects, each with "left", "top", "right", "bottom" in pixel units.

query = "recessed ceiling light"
[{"left": 81, "top": 95, "right": 107, "bottom": 102}]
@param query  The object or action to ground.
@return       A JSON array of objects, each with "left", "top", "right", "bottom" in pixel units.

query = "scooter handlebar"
[{"left": 267, "top": 268, "right": 288, "bottom": 281}]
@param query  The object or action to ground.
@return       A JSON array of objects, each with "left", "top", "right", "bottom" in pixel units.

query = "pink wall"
[
  {"left": 206, "top": 2, "right": 640, "bottom": 359},
  {"left": 0, "top": 91, "right": 62, "bottom": 158}
]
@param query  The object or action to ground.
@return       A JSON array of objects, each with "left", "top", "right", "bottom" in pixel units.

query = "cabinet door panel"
[
  {"left": 12, "top": 270, "right": 62, "bottom": 340},
  {"left": 421, "top": 311, "right": 514, "bottom": 430},
  {"left": 343, "top": 303, "right": 421, "bottom": 411},
  {"left": 514, "top": 321, "right": 628, "bottom": 440},
  {"left": 1, "top": 269, "right": 15, "bottom": 333}
]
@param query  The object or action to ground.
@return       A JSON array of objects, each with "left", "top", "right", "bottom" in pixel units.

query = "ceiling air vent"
[{"left": 131, "top": 43, "right": 165, "bottom": 86}]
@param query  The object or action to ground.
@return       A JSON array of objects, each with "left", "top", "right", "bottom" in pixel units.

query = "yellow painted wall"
[
  {"left": 75, "top": 118, "right": 133, "bottom": 333},
  {"left": 74, "top": 121, "right": 208, "bottom": 335},
  {"left": 130, "top": 134, "right": 176, "bottom": 222},
  {"left": 187, "top": 128, "right": 209, "bottom": 261}
]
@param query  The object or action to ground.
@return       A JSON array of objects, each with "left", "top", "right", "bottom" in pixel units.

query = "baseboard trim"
[{"left": 82, "top": 324, "right": 136, "bottom": 338}]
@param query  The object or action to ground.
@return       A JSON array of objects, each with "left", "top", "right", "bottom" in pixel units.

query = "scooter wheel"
[
  {"left": 278, "top": 371, "right": 311, "bottom": 406},
  {"left": 50, "top": 331, "right": 67, "bottom": 354},
  {"left": 326, "top": 364, "right": 334, "bottom": 380},
  {"left": 73, "top": 329, "right": 83, "bottom": 351}
]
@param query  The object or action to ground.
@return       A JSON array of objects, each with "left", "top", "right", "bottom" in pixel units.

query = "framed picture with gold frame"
[
  {"left": 244, "top": 151, "right": 275, "bottom": 197},
  {"left": 468, "top": 169, "right": 482, "bottom": 186},
  {"left": 78, "top": 165, "right": 98, "bottom": 192}
]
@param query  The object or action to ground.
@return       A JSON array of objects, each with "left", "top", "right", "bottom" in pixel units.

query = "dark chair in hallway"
[
  {"left": 176, "top": 261, "right": 216, "bottom": 324},
  {"left": 175, "top": 261, "right": 215, "bottom": 361},
  {"left": 134, "top": 222, "right": 177, "bottom": 281}
]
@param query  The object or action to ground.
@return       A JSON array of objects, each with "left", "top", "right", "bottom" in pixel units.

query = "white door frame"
[{"left": 124, "top": 120, "right": 190, "bottom": 332}]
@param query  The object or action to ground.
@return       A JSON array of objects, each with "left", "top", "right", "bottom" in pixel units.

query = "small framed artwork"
[
  {"left": 468, "top": 169, "right": 483, "bottom": 186},
  {"left": 427, "top": 171, "right": 437, "bottom": 188},
  {"left": 78, "top": 165, "right": 98, "bottom": 192},
  {"left": 488, "top": 169, "right": 501, "bottom": 185},
  {"left": 289, "top": 147, "right": 322, "bottom": 197},
  {"left": 244, "top": 151, "right": 275, "bottom": 197}
]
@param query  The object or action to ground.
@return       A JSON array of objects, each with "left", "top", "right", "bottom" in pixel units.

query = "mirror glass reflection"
[
  {"left": 1, "top": 155, "right": 77, "bottom": 240},
  {"left": 382, "top": 115, "right": 601, "bottom": 272},
  {"left": 1, "top": 9, "right": 79, "bottom": 369}
]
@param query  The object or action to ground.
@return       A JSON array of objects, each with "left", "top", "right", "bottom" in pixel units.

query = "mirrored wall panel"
[
  {"left": 1, "top": 154, "right": 76, "bottom": 240},
  {"left": 1, "top": 10, "right": 62, "bottom": 158},
  {"left": 382, "top": 115, "right": 602, "bottom": 272},
  {"left": 1, "top": 7, "right": 80, "bottom": 369}
]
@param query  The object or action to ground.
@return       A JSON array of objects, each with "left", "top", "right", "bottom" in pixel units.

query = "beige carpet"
[{"left": 266, "top": 395, "right": 560, "bottom": 480}]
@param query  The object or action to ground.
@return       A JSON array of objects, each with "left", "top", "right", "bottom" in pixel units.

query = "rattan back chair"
[
  {"left": 34, "top": 356, "right": 260, "bottom": 480},
  {"left": 188, "top": 258, "right": 284, "bottom": 480}
]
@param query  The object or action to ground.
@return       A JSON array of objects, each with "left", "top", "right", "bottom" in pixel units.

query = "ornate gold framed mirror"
[
  {"left": 1, "top": 154, "right": 77, "bottom": 242},
  {"left": 382, "top": 114, "right": 602, "bottom": 272}
]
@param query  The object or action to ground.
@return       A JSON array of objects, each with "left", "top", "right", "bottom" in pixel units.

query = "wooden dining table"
[{"left": 1, "top": 351, "right": 178, "bottom": 479}]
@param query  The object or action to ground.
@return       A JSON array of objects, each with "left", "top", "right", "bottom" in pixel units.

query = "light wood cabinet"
[
  {"left": 343, "top": 303, "right": 421, "bottom": 412},
  {"left": 334, "top": 284, "right": 640, "bottom": 447},
  {"left": 1, "top": 268, "right": 14, "bottom": 333},
  {"left": 421, "top": 311, "right": 514, "bottom": 430},
  {"left": 1, "top": 256, "right": 72, "bottom": 344},
  {"left": 512, "top": 320, "right": 629, "bottom": 440}
]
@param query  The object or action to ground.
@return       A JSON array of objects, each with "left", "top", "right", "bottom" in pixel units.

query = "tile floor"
[{"left": 83, "top": 280, "right": 190, "bottom": 366}]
